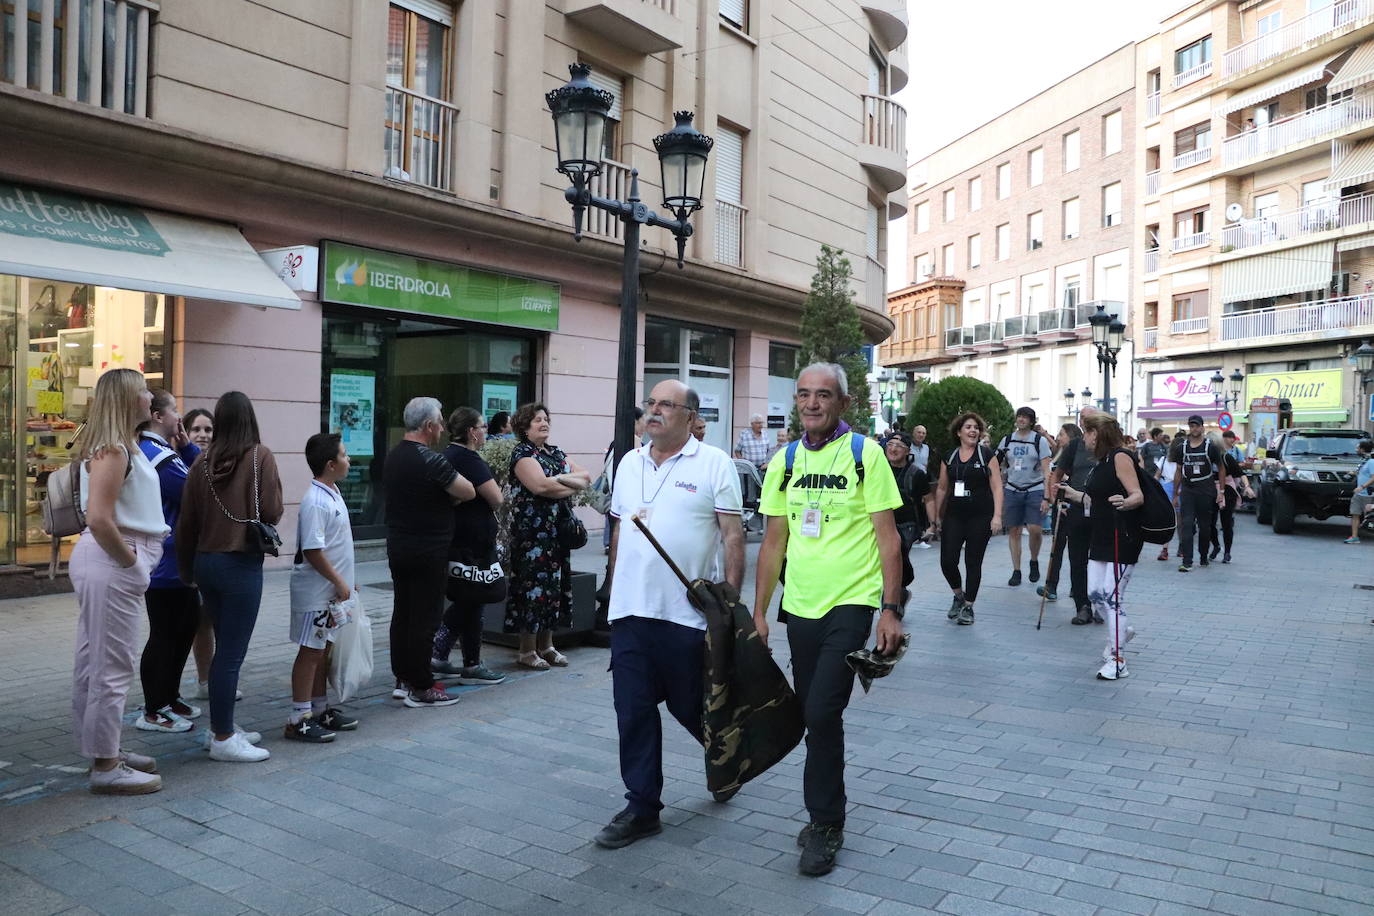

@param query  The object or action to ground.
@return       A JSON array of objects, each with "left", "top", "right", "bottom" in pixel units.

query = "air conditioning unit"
[{"left": 1029, "top": 239, "right": 1044, "bottom": 250}]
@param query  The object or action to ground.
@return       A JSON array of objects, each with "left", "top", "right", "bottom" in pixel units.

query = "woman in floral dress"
[{"left": 505, "top": 403, "right": 590, "bottom": 669}]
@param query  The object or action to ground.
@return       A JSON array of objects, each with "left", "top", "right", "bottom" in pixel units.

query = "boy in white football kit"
[{"left": 286, "top": 433, "right": 360, "bottom": 742}]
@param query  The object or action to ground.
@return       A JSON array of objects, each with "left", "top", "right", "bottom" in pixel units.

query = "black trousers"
[
  {"left": 140, "top": 586, "right": 200, "bottom": 712},
  {"left": 388, "top": 550, "right": 448, "bottom": 692},
  {"left": 1205, "top": 487, "right": 1238, "bottom": 555},
  {"left": 434, "top": 599, "right": 485, "bottom": 667},
  {"left": 1177, "top": 483, "right": 1216, "bottom": 564},
  {"left": 786, "top": 605, "right": 873, "bottom": 826},
  {"left": 940, "top": 509, "right": 993, "bottom": 602},
  {"left": 611, "top": 615, "right": 704, "bottom": 818},
  {"left": 896, "top": 521, "right": 918, "bottom": 590},
  {"left": 1044, "top": 505, "right": 1090, "bottom": 611}
]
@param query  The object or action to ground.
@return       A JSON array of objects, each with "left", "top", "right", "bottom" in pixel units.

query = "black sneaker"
[
  {"left": 1028, "top": 561, "right": 1040, "bottom": 583},
  {"left": 947, "top": 593, "right": 964, "bottom": 619},
  {"left": 283, "top": 717, "right": 335, "bottom": 743},
  {"left": 1199, "top": 556, "right": 1210, "bottom": 567},
  {"left": 956, "top": 603, "right": 975, "bottom": 626},
  {"left": 316, "top": 708, "right": 358, "bottom": 731},
  {"left": 1178, "top": 562, "right": 1192, "bottom": 573},
  {"left": 798, "top": 822, "right": 844, "bottom": 876},
  {"left": 1209, "top": 544, "right": 1221, "bottom": 560},
  {"left": 1008, "top": 569, "right": 1022, "bottom": 587},
  {"left": 1223, "top": 552, "right": 1232, "bottom": 564},
  {"left": 594, "top": 808, "right": 661, "bottom": 849}
]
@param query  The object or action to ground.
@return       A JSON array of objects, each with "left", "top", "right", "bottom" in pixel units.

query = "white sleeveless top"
[{"left": 78, "top": 445, "right": 171, "bottom": 537}]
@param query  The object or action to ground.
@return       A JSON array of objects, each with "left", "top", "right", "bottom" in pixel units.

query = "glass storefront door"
[
  {"left": 644, "top": 317, "right": 734, "bottom": 454},
  {"left": 321, "top": 308, "right": 535, "bottom": 540}
]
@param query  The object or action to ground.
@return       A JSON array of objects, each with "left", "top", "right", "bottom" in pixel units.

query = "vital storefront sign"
[
  {"left": 321, "top": 242, "right": 558, "bottom": 331},
  {"left": 0, "top": 181, "right": 169, "bottom": 255},
  {"left": 1148, "top": 368, "right": 1220, "bottom": 411}
]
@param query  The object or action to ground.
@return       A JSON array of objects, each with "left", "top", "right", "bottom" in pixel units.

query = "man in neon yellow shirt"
[{"left": 754, "top": 362, "right": 904, "bottom": 878}]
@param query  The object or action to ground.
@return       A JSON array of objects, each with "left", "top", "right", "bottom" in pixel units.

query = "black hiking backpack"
[{"left": 1134, "top": 464, "right": 1176, "bottom": 545}]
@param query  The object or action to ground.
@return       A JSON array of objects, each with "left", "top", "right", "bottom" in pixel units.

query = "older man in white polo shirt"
[{"left": 593, "top": 379, "right": 744, "bottom": 850}]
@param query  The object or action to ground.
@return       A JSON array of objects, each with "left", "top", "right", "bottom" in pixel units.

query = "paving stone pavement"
[{"left": 0, "top": 512, "right": 1371, "bottom": 915}]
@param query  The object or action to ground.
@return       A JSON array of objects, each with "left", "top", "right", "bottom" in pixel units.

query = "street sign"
[{"left": 1218, "top": 412, "right": 1233, "bottom": 431}]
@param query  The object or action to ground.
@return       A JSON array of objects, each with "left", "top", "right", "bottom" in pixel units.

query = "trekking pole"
[
  {"left": 1112, "top": 518, "right": 1121, "bottom": 675},
  {"left": 632, "top": 515, "right": 694, "bottom": 591},
  {"left": 1036, "top": 498, "right": 1060, "bottom": 631}
]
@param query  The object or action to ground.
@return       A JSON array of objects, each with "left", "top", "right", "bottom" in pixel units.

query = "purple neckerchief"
[{"left": 802, "top": 420, "right": 850, "bottom": 451}]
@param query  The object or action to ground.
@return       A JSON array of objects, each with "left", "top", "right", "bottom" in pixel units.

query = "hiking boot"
[
  {"left": 457, "top": 663, "right": 507, "bottom": 685},
  {"left": 1008, "top": 569, "right": 1022, "bottom": 587},
  {"left": 1028, "top": 561, "right": 1040, "bottom": 583},
  {"left": 283, "top": 716, "right": 336, "bottom": 744},
  {"left": 1096, "top": 655, "right": 1129, "bottom": 680},
  {"left": 89, "top": 762, "right": 162, "bottom": 796},
  {"left": 798, "top": 822, "right": 844, "bottom": 876},
  {"left": 947, "top": 594, "right": 964, "bottom": 619},
  {"left": 594, "top": 808, "right": 661, "bottom": 849},
  {"left": 404, "top": 686, "right": 460, "bottom": 708},
  {"left": 956, "top": 603, "right": 975, "bottom": 626},
  {"left": 316, "top": 708, "right": 358, "bottom": 731},
  {"left": 1036, "top": 585, "right": 1057, "bottom": 601},
  {"left": 1071, "top": 605, "right": 1093, "bottom": 626}
]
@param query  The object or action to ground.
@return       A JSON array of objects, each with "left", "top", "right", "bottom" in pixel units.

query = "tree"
[
  {"left": 907, "top": 375, "right": 1014, "bottom": 456},
  {"left": 789, "top": 245, "right": 872, "bottom": 435}
]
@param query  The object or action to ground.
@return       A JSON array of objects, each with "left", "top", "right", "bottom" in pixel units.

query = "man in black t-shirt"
[
  {"left": 1169, "top": 415, "right": 1227, "bottom": 572},
  {"left": 383, "top": 397, "right": 475, "bottom": 708},
  {"left": 885, "top": 433, "right": 934, "bottom": 604}
]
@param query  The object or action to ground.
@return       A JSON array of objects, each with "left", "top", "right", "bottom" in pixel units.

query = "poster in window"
[
  {"left": 482, "top": 382, "right": 518, "bottom": 422},
  {"left": 329, "top": 369, "right": 375, "bottom": 458}
]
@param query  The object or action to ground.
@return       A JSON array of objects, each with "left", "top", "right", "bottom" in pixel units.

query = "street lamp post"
[
  {"left": 1209, "top": 368, "right": 1245, "bottom": 412},
  {"left": 1354, "top": 339, "right": 1374, "bottom": 431},
  {"left": 547, "top": 63, "right": 713, "bottom": 466},
  {"left": 1088, "top": 304, "right": 1125, "bottom": 417}
]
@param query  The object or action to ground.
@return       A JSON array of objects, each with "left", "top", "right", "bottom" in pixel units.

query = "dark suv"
[{"left": 1256, "top": 428, "right": 1368, "bottom": 534}]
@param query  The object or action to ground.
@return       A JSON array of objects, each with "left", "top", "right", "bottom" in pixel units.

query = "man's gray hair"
[
  {"left": 796, "top": 362, "right": 849, "bottom": 396},
  {"left": 750, "top": 413, "right": 764, "bottom": 423},
  {"left": 403, "top": 396, "right": 443, "bottom": 432}
]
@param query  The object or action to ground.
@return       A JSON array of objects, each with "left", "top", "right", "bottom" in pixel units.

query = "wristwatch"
[{"left": 881, "top": 602, "right": 904, "bottom": 620}]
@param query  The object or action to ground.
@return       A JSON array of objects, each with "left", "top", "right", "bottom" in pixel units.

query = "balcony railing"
[
  {"left": 1223, "top": 0, "right": 1374, "bottom": 77},
  {"left": 1001, "top": 315, "right": 1030, "bottom": 340},
  {"left": 1223, "top": 93, "right": 1374, "bottom": 166},
  {"left": 862, "top": 93, "right": 906, "bottom": 157},
  {"left": 972, "top": 321, "right": 1004, "bottom": 349},
  {"left": 1036, "top": 307, "right": 1075, "bottom": 335},
  {"left": 1146, "top": 92, "right": 1161, "bottom": 118},
  {"left": 1144, "top": 248, "right": 1160, "bottom": 273},
  {"left": 1219, "top": 293, "right": 1374, "bottom": 342},
  {"left": 1146, "top": 170, "right": 1161, "bottom": 195},
  {"left": 944, "top": 326, "right": 974, "bottom": 351},
  {"left": 1173, "top": 60, "right": 1213, "bottom": 89},
  {"left": 384, "top": 85, "right": 458, "bottom": 192},
  {"left": 1173, "top": 146, "right": 1212, "bottom": 171},
  {"left": 1172, "top": 231, "right": 1211, "bottom": 252},
  {"left": 1144, "top": 326, "right": 1159, "bottom": 352},
  {"left": 1, "top": 0, "right": 155, "bottom": 115},
  {"left": 1170, "top": 316, "right": 1210, "bottom": 335},
  {"left": 1220, "top": 192, "right": 1374, "bottom": 251},
  {"left": 714, "top": 199, "right": 746, "bottom": 267},
  {"left": 582, "top": 159, "right": 633, "bottom": 240}
]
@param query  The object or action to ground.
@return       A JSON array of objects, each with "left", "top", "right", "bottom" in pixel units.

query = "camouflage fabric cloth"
[{"left": 688, "top": 580, "right": 804, "bottom": 794}]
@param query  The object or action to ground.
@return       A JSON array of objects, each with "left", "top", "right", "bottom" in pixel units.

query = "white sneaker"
[
  {"left": 163, "top": 701, "right": 202, "bottom": 719},
  {"left": 209, "top": 732, "right": 270, "bottom": 762},
  {"left": 117, "top": 749, "right": 157, "bottom": 773},
  {"left": 914, "top": 541, "right": 932, "bottom": 549},
  {"left": 1101, "top": 627, "right": 1136, "bottom": 661},
  {"left": 89, "top": 762, "right": 162, "bottom": 795},
  {"left": 1096, "top": 655, "right": 1129, "bottom": 680},
  {"left": 233, "top": 725, "right": 262, "bottom": 745},
  {"left": 391, "top": 680, "right": 409, "bottom": 700},
  {"left": 136, "top": 710, "right": 191, "bottom": 733}
]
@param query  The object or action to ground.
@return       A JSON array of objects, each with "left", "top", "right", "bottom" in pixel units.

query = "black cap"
[
  {"left": 1187, "top": 415, "right": 1205, "bottom": 426},
  {"left": 888, "top": 432, "right": 912, "bottom": 447}
]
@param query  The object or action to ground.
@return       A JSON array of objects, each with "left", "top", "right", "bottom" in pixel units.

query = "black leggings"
[
  {"left": 940, "top": 510, "right": 993, "bottom": 603},
  {"left": 1206, "top": 487, "right": 1238, "bottom": 555},
  {"left": 140, "top": 586, "right": 201, "bottom": 712},
  {"left": 433, "top": 599, "right": 485, "bottom": 667}
]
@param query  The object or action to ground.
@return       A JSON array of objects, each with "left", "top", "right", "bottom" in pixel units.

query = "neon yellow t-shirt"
[{"left": 758, "top": 433, "right": 902, "bottom": 618}]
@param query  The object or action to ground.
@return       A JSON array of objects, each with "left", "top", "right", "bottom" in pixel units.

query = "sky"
[{"left": 887, "top": 0, "right": 1173, "bottom": 288}]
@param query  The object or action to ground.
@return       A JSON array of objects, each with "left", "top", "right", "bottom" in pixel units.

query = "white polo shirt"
[
  {"left": 608, "top": 435, "right": 742, "bottom": 630},
  {"left": 289, "top": 480, "right": 355, "bottom": 614}
]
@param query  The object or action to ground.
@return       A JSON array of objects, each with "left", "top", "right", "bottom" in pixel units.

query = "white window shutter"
[
  {"left": 720, "top": 0, "right": 746, "bottom": 28},
  {"left": 585, "top": 69, "right": 623, "bottom": 122},
  {"left": 391, "top": 0, "right": 454, "bottom": 27},
  {"left": 715, "top": 126, "right": 744, "bottom": 204},
  {"left": 866, "top": 204, "right": 880, "bottom": 260}
]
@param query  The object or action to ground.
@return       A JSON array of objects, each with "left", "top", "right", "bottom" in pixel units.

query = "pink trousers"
[{"left": 70, "top": 530, "right": 161, "bottom": 759}]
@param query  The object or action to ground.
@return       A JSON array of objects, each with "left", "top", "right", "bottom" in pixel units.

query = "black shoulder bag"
[{"left": 206, "top": 445, "right": 282, "bottom": 556}]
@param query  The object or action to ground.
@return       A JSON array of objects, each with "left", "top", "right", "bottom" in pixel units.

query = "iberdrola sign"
[{"left": 321, "top": 241, "right": 558, "bottom": 331}]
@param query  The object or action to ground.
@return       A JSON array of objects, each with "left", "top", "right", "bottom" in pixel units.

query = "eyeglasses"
[{"left": 643, "top": 398, "right": 689, "bottom": 412}]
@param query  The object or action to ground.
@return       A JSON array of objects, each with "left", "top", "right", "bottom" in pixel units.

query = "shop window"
[
  {"left": 0, "top": 275, "right": 168, "bottom": 565},
  {"left": 645, "top": 317, "right": 733, "bottom": 452}
]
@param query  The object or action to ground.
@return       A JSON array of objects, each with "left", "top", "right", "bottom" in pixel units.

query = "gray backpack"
[{"left": 41, "top": 461, "right": 86, "bottom": 538}]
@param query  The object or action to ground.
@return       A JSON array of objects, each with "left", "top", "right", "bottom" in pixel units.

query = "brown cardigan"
[{"left": 175, "top": 445, "right": 284, "bottom": 583}]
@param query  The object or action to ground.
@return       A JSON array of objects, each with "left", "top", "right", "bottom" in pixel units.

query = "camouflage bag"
[{"left": 688, "top": 580, "right": 804, "bottom": 795}]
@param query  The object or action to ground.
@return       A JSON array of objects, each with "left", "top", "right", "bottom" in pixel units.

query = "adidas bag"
[{"left": 1135, "top": 465, "right": 1176, "bottom": 545}]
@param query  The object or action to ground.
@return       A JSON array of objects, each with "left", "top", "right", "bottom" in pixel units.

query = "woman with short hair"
[
  {"left": 505, "top": 403, "right": 590, "bottom": 668},
  {"left": 70, "top": 368, "right": 169, "bottom": 794},
  {"left": 932, "top": 412, "right": 1003, "bottom": 626}
]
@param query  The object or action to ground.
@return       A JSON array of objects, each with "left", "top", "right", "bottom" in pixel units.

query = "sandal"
[
  {"left": 515, "top": 651, "right": 550, "bottom": 671},
  {"left": 538, "top": 647, "right": 569, "bottom": 667}
]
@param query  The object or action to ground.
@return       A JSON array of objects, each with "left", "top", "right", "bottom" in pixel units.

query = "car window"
[{"left": 1289, "top": 435, "right": 1364, "bottom": 457}]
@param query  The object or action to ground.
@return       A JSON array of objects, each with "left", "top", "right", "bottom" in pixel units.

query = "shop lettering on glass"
[{"left": 0, "top": 182, "right": 169, "bottom": 255}]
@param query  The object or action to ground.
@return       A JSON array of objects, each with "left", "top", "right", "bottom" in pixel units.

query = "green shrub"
[{"left": 907, "top": 376, "right": 1014, "bottom": 455}]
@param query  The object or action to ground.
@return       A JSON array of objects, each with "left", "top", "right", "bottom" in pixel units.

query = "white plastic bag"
[{"left": 328, "top": 594, "right": 373, "bottom": 702}]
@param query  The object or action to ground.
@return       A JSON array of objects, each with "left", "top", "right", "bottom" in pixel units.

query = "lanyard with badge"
[
  {"left": 635, "top": 451, "right": 684, "bottom": 527},
  {"left": 799, "top": 440, "right": 846, "bottom": 538},
  {"left": 953, "top": 447, "right": 979, "bottom": 499}
]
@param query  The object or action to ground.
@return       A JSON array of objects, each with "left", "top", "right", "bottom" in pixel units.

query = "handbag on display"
[
  {"left": 206, "top": 445, "right": 281, "bottom": 556},
  {"left": 554, "top": 498, "right": 588, "bottom": 551},
  {"left": 446, "top": 548, "right": 508, "bottom": 604}
]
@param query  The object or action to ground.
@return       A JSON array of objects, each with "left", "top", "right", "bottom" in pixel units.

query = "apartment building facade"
[
  {"left": 0, "top": 0, "right": 905, "bottom": 564},
  {"left": 884, "top": 46, "right": 1136, "bottom": 432},
  {"left": 1134, "top": 0, "right": 1374, "bottom": 440}
]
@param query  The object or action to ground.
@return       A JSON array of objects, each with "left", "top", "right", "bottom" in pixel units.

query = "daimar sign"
[{"left": 320, "top": 242, "right": 558, "bottom": 331}]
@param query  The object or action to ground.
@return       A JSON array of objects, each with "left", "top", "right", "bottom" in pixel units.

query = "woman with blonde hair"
[
  {"left": 1058, "top": 413, "right": 1145, "bottom": 680},
  {"left": 69, "top": 368, "right": 170, "bottom": 794}
]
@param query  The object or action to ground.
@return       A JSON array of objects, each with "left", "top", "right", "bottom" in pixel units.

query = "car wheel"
[
  {"left": 1256, "top": 485, "right": 1272, "bottom": 525},
  {"left": 1272, "top": 487, "right": 1296, "bottom": 534}
]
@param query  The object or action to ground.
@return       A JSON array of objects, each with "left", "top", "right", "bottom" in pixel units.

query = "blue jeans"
[{"left": 195, "top": 551, "right": 264, "bottom": 735}]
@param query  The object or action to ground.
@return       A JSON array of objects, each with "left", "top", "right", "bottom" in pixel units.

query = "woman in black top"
[
  {"left": 932, "top": 413, "right": 1004, "bottom": 626},
  {"left": 432, "top": 407, "right": 507, "bottom": 685},
  {"left": 1059, "top": 414, "right": 1144, "bottom": 681}
]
